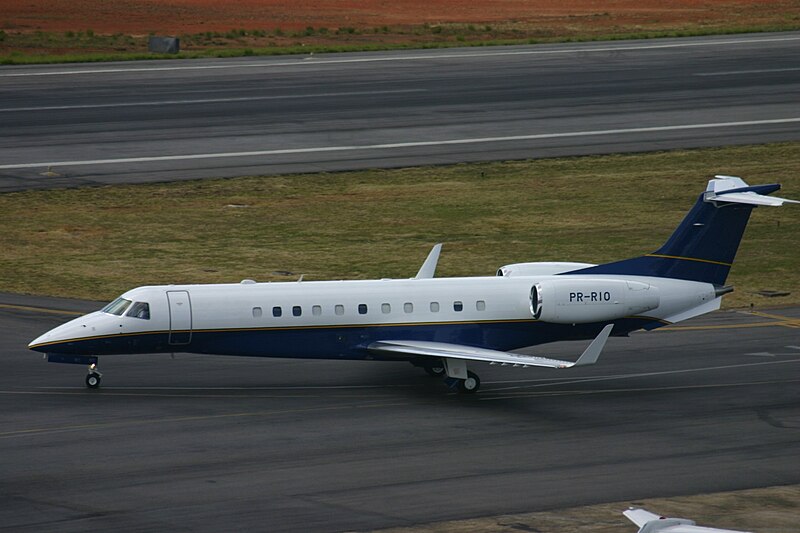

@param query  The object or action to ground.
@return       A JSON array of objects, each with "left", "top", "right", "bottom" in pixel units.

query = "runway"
[
  {"left": 1, "top": 293, "right": 799, "bottom": 532},
  {"left": 1, "top": 32, "right": 800, "bottom": 191}
]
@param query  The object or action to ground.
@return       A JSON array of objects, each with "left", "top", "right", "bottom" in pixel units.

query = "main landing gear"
[
  {"left": 458, "top": 371, "right": 480, "bottom": 394},
  {"left": 86, "top": 363, "right": 102, "bottom": 389},
  {"left": 415, "top": 359, "right": 481, "bottom": 394}
]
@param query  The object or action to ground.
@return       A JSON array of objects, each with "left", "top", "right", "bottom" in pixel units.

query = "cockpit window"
[
  {"left": 102, "top": 297, "right": 132, "bottom": 316},
  {"left": 127, "top": 301, "right": 150, "bottom": 320}
]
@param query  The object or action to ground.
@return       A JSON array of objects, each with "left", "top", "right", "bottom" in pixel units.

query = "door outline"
[{"left": 167, "top": 290, "right": 192, "bottom": 345}]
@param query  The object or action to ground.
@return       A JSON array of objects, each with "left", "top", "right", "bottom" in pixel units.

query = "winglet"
[
  {"left": 570, "top": 324, "right": 614, "bottom": 367},
  {"left": 414, "top": 243, "right": 443, "bottom": 279}
]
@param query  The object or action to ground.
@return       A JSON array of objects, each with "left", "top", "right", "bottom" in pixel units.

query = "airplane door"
[{"left": 167, "top": 290, "right": 192, "bottom": 345}]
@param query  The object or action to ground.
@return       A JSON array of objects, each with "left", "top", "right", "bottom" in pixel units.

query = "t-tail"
[{"left": 567, "top": 176, "right": 798, "bottom": 286}]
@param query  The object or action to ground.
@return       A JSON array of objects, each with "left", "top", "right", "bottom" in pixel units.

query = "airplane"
[
  {"left": 624, "top": 507, "right": 752, "bottom": 533},
  {"left": 28, "top": 176, "right": 797, "bottom": 393}
]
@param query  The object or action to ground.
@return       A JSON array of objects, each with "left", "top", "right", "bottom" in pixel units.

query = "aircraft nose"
[
  {"left": 29, "top": 328, "right": 58, "bottom": 352},
  {"left": 28, "top": 313, "right": 98, "bottom": 352}
]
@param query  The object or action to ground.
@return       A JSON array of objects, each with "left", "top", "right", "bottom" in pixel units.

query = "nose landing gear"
[{"left": 86, "top": 363, "right": 102, "bottom": 389}]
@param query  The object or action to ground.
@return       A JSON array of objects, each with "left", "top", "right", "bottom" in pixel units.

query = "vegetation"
[
  {"left": 2, "top": 23, "right": 800, "bottom": 65},
  {"left": 0, "top": 143, "right": 798, "bottom": 306}
]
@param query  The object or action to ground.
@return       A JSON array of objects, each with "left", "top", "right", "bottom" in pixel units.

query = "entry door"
[{"left": 167, "top": 290, "right": 192, "bottom": 345}]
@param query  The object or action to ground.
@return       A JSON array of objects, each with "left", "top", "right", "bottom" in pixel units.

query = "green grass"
[
  {"left": 0, "top": 143, "right": 798, "bottom": 306},
  {"left": 2, "top": 24, "right": 799, "bottom": 65},
  {"left": 375, "top": 484, "right": 800, "bottom": 532}
]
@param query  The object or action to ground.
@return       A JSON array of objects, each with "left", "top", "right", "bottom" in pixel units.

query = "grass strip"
[
  {"left": 2, "top": 24, "right": 799, "bottom": 65},
  {"left": 373, "top": 484, "right": 800, "bottom": 532},
  {"left": 0, "top": 143, "right": 798, "bottom": 305}
]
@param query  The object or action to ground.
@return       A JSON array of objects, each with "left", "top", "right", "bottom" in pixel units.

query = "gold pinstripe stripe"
[{"left": 645, "top": 253, "right": 733, "bottom": 267}]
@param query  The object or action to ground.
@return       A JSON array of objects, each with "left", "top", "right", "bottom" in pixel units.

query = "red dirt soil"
[{"left": 2, "top": 0, "right": 796, "bottom": 35}]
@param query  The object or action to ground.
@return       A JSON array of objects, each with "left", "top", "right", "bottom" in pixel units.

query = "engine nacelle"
[{"left": 531, "top": 278, "right": 660, "bottom": 323}]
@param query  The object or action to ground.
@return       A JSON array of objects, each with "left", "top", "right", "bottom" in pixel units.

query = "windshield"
[
  {"left": 101, "top": 297, "right": 131, "bottom": 316},
  {"left": 126, "top": 301, "right": 150, "bottom": 320}
]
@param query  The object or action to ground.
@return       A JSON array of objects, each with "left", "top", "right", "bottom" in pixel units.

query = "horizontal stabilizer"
[
  {"left": 704, "top": 175, "right": 799, "bottom": 206},
  {"left": 624, "top": 508, "right": 663, "bottom": 527},
  {"left": 624, "top": 507, "right": 753, "bottom": 533},
  {"left": 369, "top": 324, "right": 613, "bottom": 369}
]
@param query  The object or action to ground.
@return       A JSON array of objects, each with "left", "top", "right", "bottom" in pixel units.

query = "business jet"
[
  {"left": 29, "top": 176, "right": 796, "bottom": 393},
  {"left": 624, "top": 507, "right": 752, "bottom": 533}
]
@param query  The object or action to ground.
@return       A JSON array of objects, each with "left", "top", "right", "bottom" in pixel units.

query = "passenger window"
[
  {"left": 293, "top": 306, "right": 302, "bottom": 317},
  {"left": 358, "top": 304, "right": 368, "bottom": 315},
  {"left": 312, "top": 305, "right": 322, "bottom": 316},
  {"left": 404, "top": 302, "right": 413, "bottom": 313},
  {"left": 102, "top": 297, "right": 131, "bottom": 316},
  {"left": 335, "top": 304, "right": 344, "bottom": 316},
  {"left": 453, "top": 301, "right": 463, "bottom": 312},
  {"left": 476, "top": 300, "right": 486, "bottom": 311},
  {"left": 127, "top": 301, "right": 150, "bottom": 320},
  {"left": 381, "top": 303, "right": 391, "bottom": 314},
  {"left": 252, "top": 307, "right": 262, "bottom": 318},
  {"left": 273, "top": 306, "right": 282, "bottom": 317},
  {"left": 430, "top": 302, "right": 440, "bottom": 312}
]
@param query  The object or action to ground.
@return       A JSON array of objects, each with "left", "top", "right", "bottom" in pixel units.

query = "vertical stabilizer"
[{"left": 566, "top": 177, "right": 794, "bottom": 286}]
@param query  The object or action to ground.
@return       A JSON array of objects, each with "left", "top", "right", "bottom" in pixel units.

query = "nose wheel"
[{"left": 86, "top": 363, "right": 102, "bottom": 389}]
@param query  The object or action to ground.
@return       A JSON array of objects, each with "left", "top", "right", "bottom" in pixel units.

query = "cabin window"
[
  {"left": 312, "top": 305, "right": 322, "bottom": 316},
  {"left": 102, "top": 297, "right": 131, "bottom": 316},
  {"left": 293, "top": 306, "right": 302, "bottom": 317},
  {"left": 453, "top": 301, "right": 463, "bottom": 312},
  {"left": 335, "top": 304, "right": 344, "bottom": 316},
  {"left": 404, "top": 302, "right": 413, "bottom": 313},
  {"left": 252, "top": 307, "right": 262, "bottom": 318},
  {"left": 358, "top": 304, "right": 368, "bottom": 315},
  {"left": 476, "top": 300, "right": 486, "bottom": 311},
  {"left": 273, "top": 306, "right": 282, "bottom": 317},
  {"left": 381, "top": 303, "right": 391, "bottom": 314},
  {"left": 127, "top": 301, "right": 150, "bottom": 320},
  {"left": 430, "top": 302, "right": 440, "bottom": 313}
]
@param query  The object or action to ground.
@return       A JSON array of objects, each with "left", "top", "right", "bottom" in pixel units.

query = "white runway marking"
[
  {"left": 2, "top": 35, "right": 799, "bottom": 78},
  {"left": 0, "top": 89, "right": 425, "bottom": 113},
  {"left": 2, "top": 116, "right": 799, "bottom": 170},
  {"left": 696, "top": 67, "right": 800, "bottom": 76}
]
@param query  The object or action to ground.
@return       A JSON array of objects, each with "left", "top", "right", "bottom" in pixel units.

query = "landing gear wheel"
[
  {"left": 424, "top": 363, "right": 446, "bottom": 377},
  {"left": 457, "top": 371, "right": 480, "bottom": 394},
  {"left": 86, "top": 372, "right": 101, "bottom": 389}
]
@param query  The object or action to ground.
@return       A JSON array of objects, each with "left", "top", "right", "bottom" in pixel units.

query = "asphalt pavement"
[
  {"left": 1, "top": 32, "right": 799, "bottom": 190},
  {"left": 1, "top": 294, "right": 799, "bottom": 532}
]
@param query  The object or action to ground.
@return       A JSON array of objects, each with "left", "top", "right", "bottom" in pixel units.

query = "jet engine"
[
  {"left": 530, "top": 278, "right": 659, "bottom": 323},
  {"left": 497, "top": 262, "right": 596, "bottom": 277}
]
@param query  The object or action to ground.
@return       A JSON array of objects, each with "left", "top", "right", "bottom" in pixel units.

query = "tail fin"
[{"left": 566, "top": 176, "right": 797, "bottom": 286}]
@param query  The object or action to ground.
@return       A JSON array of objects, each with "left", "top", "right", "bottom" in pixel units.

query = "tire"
[
  {"left": 424, "top": 364, "right": 446, "bottom": 377},
  {"left": 86, "top": 372, "right": 101, "bottom": 389},
  {"left": 457, "top": 371, "right": 480, "bottom": 394}
]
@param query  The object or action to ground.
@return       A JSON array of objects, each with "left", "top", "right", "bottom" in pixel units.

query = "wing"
[{"left": 369, "top": 324, "right": 613, "bottom": 369}]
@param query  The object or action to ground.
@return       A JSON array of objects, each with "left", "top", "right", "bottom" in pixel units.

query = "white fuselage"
[{"left": 29, "top": 273, "right": 717, "bottom": 359}]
